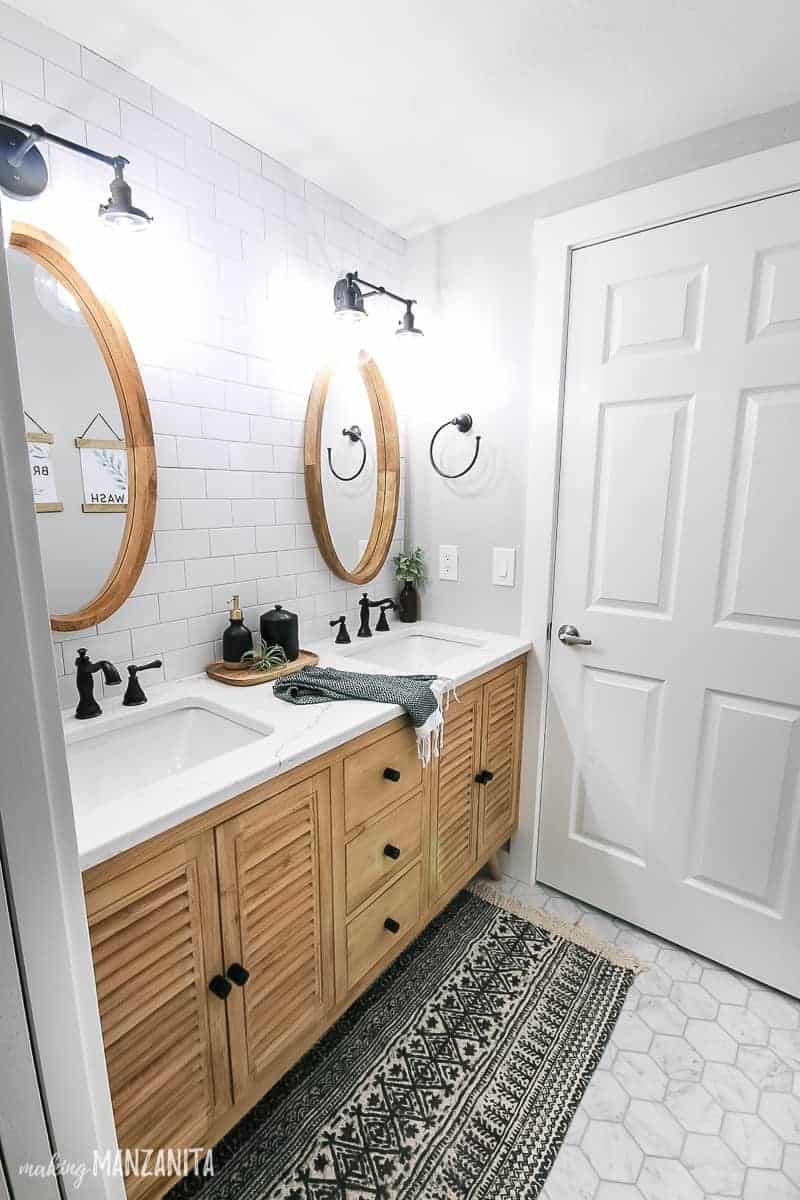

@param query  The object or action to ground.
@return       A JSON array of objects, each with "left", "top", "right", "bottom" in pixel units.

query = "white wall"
[
  {"left": 0, "top": 0, "right": 407, "bottom": 707},
  {"left": 405, "top": 98, "right": 800, "bottom": 635}
]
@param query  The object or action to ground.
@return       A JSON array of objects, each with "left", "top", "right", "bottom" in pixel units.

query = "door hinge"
[{"left": 546, "top": 621, "right": 552, "bottom": 641}]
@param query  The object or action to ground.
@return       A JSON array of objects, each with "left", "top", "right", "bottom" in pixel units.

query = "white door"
[{"left": 539, "top": 190, "right": 800, "bottom": 996}]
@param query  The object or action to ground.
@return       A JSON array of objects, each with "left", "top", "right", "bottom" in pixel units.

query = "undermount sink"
[
  {"left": 341, "top": 632, "right": 483, "bottom": 674},
  {"left": 67, "top": 701, "right": 272, "bottom": 808}
]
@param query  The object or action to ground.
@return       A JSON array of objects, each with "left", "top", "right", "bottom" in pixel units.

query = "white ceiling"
[{"left": 9, "top": 1, "right": 800, "bottom": 235}]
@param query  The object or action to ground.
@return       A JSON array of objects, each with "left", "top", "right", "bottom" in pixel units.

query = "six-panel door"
[
  {"left": 539, "top": 191, "right": 800, "bottom": 995},
  {"left": 84, "top": 834, "right": 231, "bottom": 1198},
  {"left": 215, "top": 773, "right": 334, "bottom": 1097}
]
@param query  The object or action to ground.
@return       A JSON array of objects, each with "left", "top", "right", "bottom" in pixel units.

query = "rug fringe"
[{"left": 468, "top": 879, "right": 643, "bottom": 974}]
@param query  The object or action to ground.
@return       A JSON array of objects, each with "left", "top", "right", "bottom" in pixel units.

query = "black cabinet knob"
[
  {"left": 384, "top": 917, "right": 400, "bottom": 934},
  {"left": 383, "top": 843, "right": 401, "bottom": 860},
  {"left": 226, "top": 962, "right": 250, "bottom": 987},
  {"left": 209, "top": 974, "right": 232, "bottom": 1000},
  {"left": 383, "top": 767, "right": 401, "bottom": 782},
  {"left": 475, "top": 769, "right": 495, "bottom": 785}
]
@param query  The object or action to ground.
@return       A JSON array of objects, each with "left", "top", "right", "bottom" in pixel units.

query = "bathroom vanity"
[{"left": 75, "top": 627, "right": 528, "bottom": 1198}]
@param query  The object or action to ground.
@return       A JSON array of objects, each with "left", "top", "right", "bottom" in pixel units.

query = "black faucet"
[
  {"left": 74, "top": 649, "right": 121, "bottom": 720},
  {"left": 123, "top": 660, "right": 163, "bottom": 706},
  {"left": 358, "top": 594, "right": 397, "bottom": 638},
  {"left": 376, "top": 599, "right": 397, "bottom": 632}
]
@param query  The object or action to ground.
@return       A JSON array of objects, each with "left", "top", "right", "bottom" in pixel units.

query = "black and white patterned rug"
[{"left": 169, "top": 884, "right": 637, "bottom": 1200}]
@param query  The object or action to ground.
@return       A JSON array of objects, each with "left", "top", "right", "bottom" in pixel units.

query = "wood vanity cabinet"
[{"left": 82, "top": 655, "right": 526, "bottom": 1199}]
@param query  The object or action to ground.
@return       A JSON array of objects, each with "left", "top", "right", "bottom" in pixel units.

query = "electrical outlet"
[
  {"left": 492, "top": 546, "right": 516, "bottom": 587},
  {"left": 439, "top": 544, "right": 459, "bottom": 581}
]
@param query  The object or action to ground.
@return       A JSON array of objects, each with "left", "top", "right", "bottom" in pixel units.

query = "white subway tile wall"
[{"left": 0, "top": 2, "right": 407, "bottom": 707}]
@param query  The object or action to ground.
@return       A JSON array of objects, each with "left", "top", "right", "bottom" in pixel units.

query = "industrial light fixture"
[
  {"left": 333, "top": 271, "right": 424, "bottom": 338},
  {"left": 0, "top": 114, "right": 153, "bottom": 230}
]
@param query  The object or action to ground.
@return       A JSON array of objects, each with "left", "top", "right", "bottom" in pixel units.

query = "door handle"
[{"left": 558, "top": 624, "right": 592, "bottom": 646}]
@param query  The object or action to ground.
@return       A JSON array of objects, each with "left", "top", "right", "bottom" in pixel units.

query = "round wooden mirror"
[
  {"left": 9, "top": 222, "right": 156, "bottom": 631},
  {"left": 304, "top": 353, "right": 399, "bottom": 583}
]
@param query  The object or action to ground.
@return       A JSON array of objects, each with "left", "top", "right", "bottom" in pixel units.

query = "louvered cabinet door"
[
  {"left": 216, "top": 772, "right": 334, "bottom": 1098},
  {"left": 478, "top": 663, "right": 525, "bottom": 853},
  {"left": 84, "top": 835, "right": 230, "bottom": 1197},
  {"left": 431, "top": 686, "right": 482, "bottom": 898}
]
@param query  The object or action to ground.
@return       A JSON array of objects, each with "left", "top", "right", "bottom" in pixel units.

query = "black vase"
[{"left": 398, "top": 582, "right": 419, "bottom": 623}]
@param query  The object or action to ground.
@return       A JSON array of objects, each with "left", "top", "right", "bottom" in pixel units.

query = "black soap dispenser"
[{"left": 222, "top": 595, "right": 253, "bottom": 664}]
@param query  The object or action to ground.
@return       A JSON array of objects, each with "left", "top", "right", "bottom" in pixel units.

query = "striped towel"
[{"left": 273, "top": 666, "right": 455, "bottom": 765}]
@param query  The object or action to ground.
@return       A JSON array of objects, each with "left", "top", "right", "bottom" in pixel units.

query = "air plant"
[{"left": 240, "top": 642, "right": 288, "bottom": 673}]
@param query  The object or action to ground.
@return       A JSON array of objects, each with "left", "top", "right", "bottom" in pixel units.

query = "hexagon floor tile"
[{"left": 499, "top": 875, "right": 800, "bottom": 1200}]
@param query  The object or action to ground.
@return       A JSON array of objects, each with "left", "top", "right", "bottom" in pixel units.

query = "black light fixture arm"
[
  {"left": 346, "top": 271, "right": 416, "bottom": 311},
  {"left": 429, "top": 413, "right": 482, "bottom": 479},
  {"left": 2, "top": 113, "right": 127, "bottom": 173}
]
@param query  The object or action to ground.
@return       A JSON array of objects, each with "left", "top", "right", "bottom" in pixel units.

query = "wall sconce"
[
  {"left": 333, "top": 271, "right": 424, "bottom": 338},
  {"left": 429, "top": 413, "right": 482, "bottom": 479},
  {"left": 0, "top": 114, "right": 153, "bottom": 230}
]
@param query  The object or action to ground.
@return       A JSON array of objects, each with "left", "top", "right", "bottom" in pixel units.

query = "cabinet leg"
[{"left": 485, "top": 853, "right": 503, "bottom": 882}]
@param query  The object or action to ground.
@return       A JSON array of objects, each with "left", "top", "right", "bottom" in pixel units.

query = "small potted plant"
[{"left": 394, "top": 546, "right": 426, "bottom": 623}]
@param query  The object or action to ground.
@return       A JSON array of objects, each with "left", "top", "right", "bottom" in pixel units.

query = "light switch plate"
[
  {"left": 492, "top": 546, "right": 516, "bottom": 587},
  {"left": 439, "top": 544, "right": 459, "bottom": 581}
]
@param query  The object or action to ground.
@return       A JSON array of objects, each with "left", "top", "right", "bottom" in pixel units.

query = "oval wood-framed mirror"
[
  {"left": 304, "top": 353, "right": 399, "bottom": 584},
  {"left": 10, "top": 222, "right": 156, "bottom": 632}
]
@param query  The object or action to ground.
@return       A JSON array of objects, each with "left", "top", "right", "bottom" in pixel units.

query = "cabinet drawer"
[
  {"left": 346, "top": 862, "right": 422, "bottom": 989},
  {"left": 344, "top": 725, "right": 422, "bottom": 830},
  {"left": 345, "top": 790, "right": 423, "bottom": 912}
]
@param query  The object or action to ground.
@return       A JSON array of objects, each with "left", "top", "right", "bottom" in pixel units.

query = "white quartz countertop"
[{"left": 66, "top": 622, "right": 530, "bottom": 871}]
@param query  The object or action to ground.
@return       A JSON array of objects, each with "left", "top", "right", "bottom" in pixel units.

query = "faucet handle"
[
  {"left": 123, "top": 660, "right": 162, "bottom": 707},
  {"left": 330, "top": 615, "right": 351, "bottom": 645}
]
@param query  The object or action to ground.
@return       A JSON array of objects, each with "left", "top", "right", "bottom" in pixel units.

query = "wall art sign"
[
  {"left": 75, "top": 413, "right": 128, "bottom": 513},
  {"left": 25, "top": 411, "right": 62, "bottom": 513}
]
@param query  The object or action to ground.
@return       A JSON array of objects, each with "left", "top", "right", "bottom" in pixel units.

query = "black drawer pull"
[
  {"left": 384, "top": 917, "right": 400, "bottom": 934},
  {"left": 475, "top": 769, "right": 494, "bottom": 785},
  {"left": 209, "top": 974, "right": 232, "bottom": 1000},
  {"left": 383, "top": 767, "right": 401, "bottom": 782},
  {"left": 383, "top": 843, "right": 401, "bottom": 860},
  {"left": 226, "top": 962, "right": 250, "bottom": 987}
]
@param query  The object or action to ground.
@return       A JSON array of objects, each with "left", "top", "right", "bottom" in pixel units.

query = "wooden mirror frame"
[
  {"left": 304, "top": 354, "right": 399, "bottom": 584},
  {"left": 10, "top": 222, "right": 156, "bottom": 632}
]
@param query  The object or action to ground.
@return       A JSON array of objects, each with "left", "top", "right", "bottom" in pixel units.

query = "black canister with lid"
[{"left": 260, "top": 603, "right": 299, "bottom": 662}]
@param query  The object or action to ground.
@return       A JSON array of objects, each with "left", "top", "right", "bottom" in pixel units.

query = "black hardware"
[
  {"left": 226, "top": 962, "right": 250, "bottom": 987},
  {"left": 334, "top": 271, "right": 424, "bottom": 339},
  {"left": 383, "top": 844, "right": 401, "bottom": 860},
  {"left": 384, "top": 917, "right": 400, "bottom": 934},
  {"left": 376, "top": 599, "right": 396, "bottom": 632},
  {"left": 209, "top": 975, "right": 232, "bottom": 1000},
  {"left": 122, "top": 660, "right": 162, "bottom": 706},
  {"left": 383, "top": 767, "right": 401, "bottom": 782},
  {"left": 74, "top": 648, "right": 121, "bottom": 720},
  {"left": 330, "top": 615, "right": 351, "bottom": 644},
  {"left": 430, "top": 413, "right": 482, "bottom": 479},
  {"left": 475, "top": 769, "right": 495, "bottom": 785},
  {"left": 327, "top": 425, "right": 367, "bottom": 482},
  {"left": 357, "top": 593, "right": 382, "bottom": 637}
]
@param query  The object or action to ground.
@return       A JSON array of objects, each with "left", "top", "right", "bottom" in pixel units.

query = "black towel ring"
[
  {"left": 327, "top": 424, "right": 367, "bottom": 481},
  {"left": 429, "top": 413, "right": 481, "bottom": 479}
]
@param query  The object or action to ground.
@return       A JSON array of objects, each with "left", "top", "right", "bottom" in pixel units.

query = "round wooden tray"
[{"left": 206, "top": 649, "right": 319, "bottom": 687}]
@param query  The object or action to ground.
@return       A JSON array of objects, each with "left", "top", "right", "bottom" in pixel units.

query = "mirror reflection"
[
  {"left": 320, "top": 360, "right": 378, "bottom": 575},
  {"left": 8, "top": 245, "right": 129, "bottom": 618}
]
